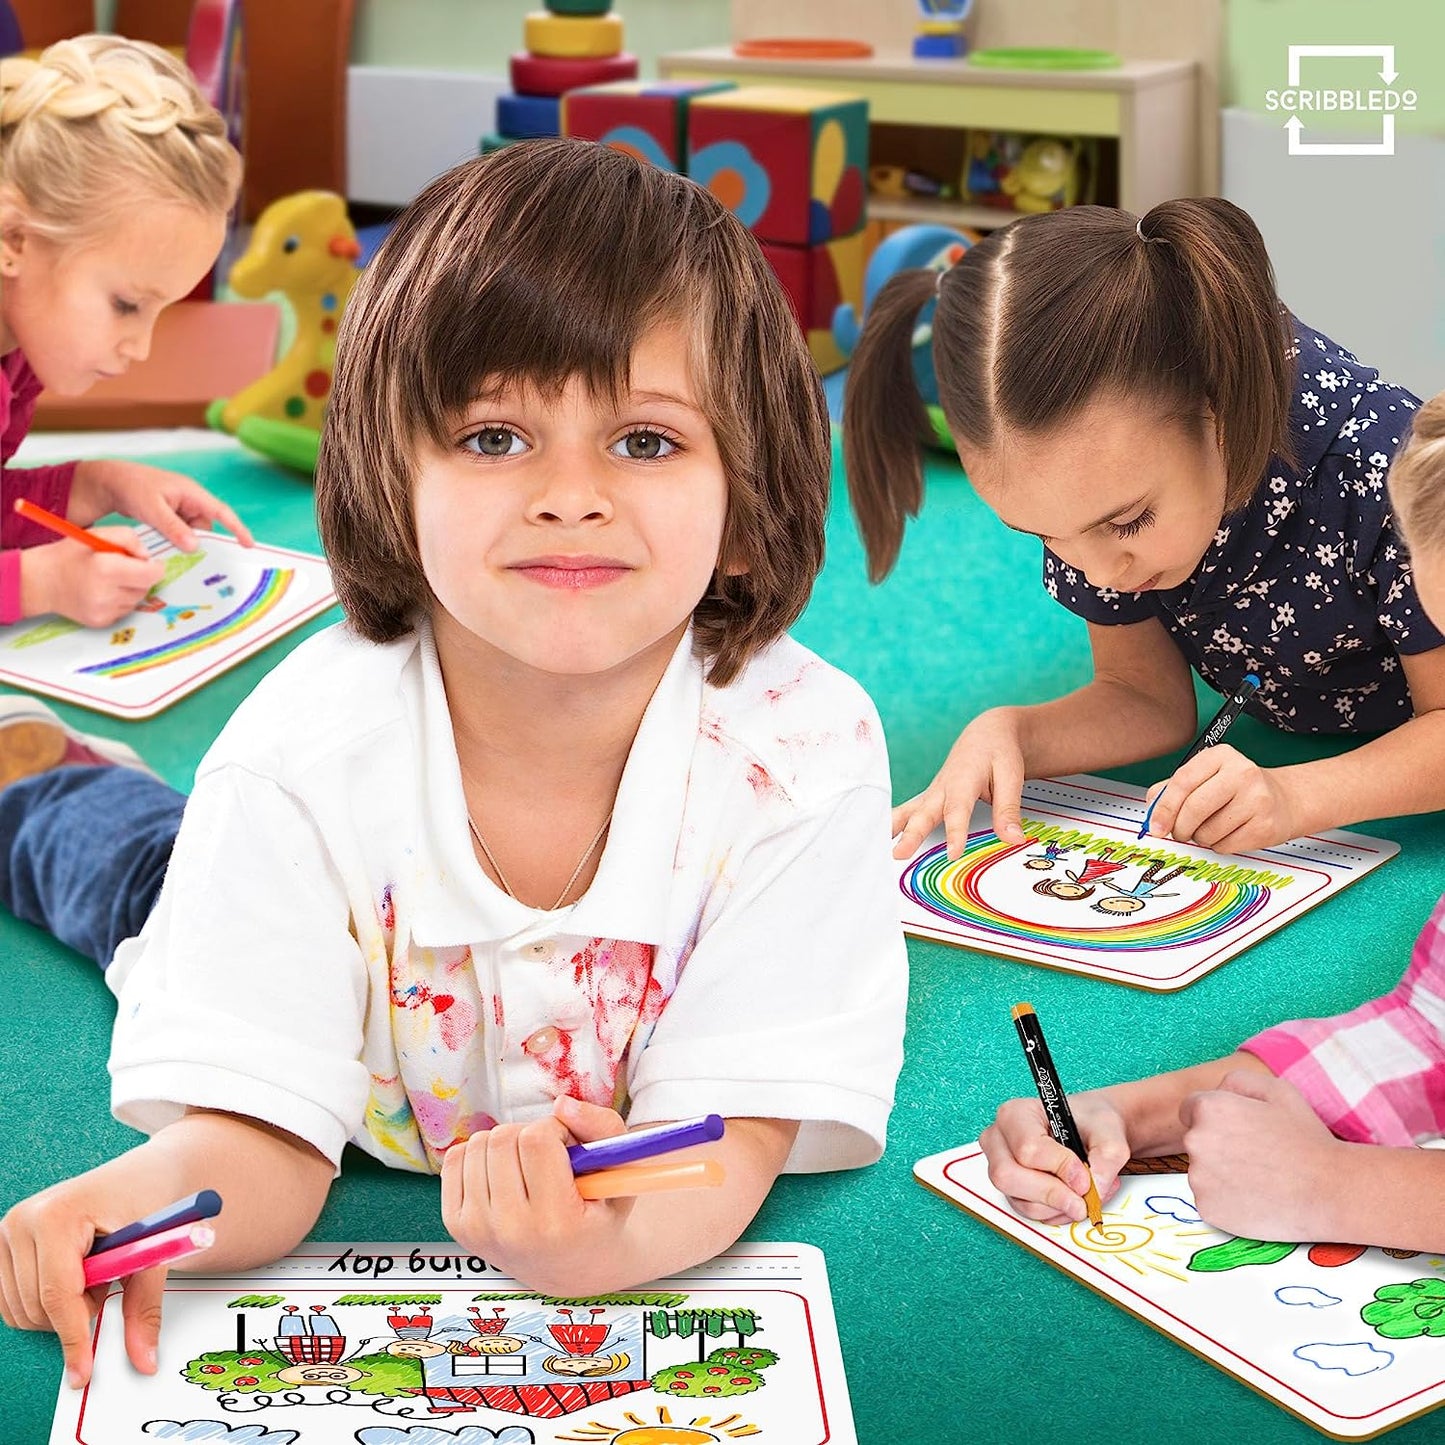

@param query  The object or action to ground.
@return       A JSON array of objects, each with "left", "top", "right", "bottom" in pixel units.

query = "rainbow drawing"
[
  {"left": 78, "top": 568, "right": 294, "bottom": 678},
  {"left": 901, "top": 831, "right": 1273, "bottom": 953}
]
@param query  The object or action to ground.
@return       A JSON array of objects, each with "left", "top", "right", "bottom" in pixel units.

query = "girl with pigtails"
[
  {"left": 0, "top": 33, "right": 250, "bottom": 654},
  {"left": 843, "top": 199, "right": 1445, "bottom": 860}
]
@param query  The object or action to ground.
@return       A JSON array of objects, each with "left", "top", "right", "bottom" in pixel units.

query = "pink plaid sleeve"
[{"left": 1240, "top": 894, "right": 1445, "bottom": 1147}]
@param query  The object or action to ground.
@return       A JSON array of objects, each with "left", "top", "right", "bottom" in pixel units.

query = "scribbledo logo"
[{"left": 1264, "top": 44, "right": 1416, "bottom": 155}]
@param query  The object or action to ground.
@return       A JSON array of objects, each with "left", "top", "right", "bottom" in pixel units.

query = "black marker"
[
  {"left": 1010, "top": 1002, "right": 1102, "bottom": 1228},
  {"left": 1139, "top": 671, "right": 1262, "bottom": 839}
]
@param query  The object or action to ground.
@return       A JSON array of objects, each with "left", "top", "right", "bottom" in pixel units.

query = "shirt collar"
[{"left": 407, "top": 620, "right": 701, "bottom": 948}]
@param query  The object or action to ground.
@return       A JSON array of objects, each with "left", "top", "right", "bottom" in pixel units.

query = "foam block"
[
  {"left": 688, "top": 86, "right": 868, "bottom": 246},
  {"left": 762, "top": 231, "right": 866, "bottom": 374},
  {"left": 496, "top": 91, "right": 562, "bottom": 139},
  {"left": 561, "top": 78, "right": 735, "bottom": 172}
]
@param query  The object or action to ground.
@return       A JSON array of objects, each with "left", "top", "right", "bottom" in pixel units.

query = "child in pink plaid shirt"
[{"left": 981, "top": 392, "right": 1445, "bottom": 1253}]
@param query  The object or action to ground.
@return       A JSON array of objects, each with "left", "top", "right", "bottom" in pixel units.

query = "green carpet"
[{"left": 5, "top": 437, "right": 1443, "bottom": 1443}]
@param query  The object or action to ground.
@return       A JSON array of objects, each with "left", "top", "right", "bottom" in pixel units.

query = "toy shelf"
[{"left": 657, "top": 46, "right": 1199, "bottom": 215}]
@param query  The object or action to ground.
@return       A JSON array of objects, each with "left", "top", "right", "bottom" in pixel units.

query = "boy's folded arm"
[{"left": 154, "top": 1110, "right": 335, "bottom": 1269}]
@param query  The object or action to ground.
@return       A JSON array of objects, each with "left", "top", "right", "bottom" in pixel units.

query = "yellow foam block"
[{"left": 523, "top": 11, "right": 624, "bottom": 59}]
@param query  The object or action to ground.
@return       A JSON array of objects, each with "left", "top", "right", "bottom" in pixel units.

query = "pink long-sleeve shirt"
[
  {"left": 1241, "top": 894, "right": 1445, "bottom": 1147},
  {"left": 0, "top": 350, "right": 79, "bottom": 624}
]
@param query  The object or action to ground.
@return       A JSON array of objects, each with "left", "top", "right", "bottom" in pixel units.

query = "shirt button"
[
  {"left": 523, "top": 940, "right": 556, "bottom": 961},
  {"left": 523, "top": 1026, "right": 560, "bottom": 1055}
]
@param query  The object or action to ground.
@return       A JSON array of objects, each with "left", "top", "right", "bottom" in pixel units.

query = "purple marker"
[{"left": 567, "top": 1114, "right": 725, "bottom": 1176}]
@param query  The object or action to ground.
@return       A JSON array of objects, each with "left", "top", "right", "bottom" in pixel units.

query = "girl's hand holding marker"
[{"left": 1138, "top": 673, "right": 1271, "bottom": 850}]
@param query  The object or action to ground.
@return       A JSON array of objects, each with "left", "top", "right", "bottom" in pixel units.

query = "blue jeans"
[{"left": 0, "top": 766, "right": 184, "bottom": 969}]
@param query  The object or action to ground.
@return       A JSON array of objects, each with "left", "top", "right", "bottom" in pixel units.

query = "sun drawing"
[
  {"left": 1061, "top": 1191, "right": 1215, "bottom": 1283},
  {"left": 559, "top": 1405, "right": 761, "bottom": 1442}
]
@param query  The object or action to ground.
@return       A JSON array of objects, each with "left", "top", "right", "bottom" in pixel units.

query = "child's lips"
[{"left": 511, "top": 556, "right": 632, "bottom": 590}]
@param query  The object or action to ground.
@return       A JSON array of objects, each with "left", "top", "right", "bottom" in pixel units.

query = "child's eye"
[
  {"left": 1110, "top": 506, "right": 1156, "bottom": 539},
  {"left": 112, "top": 297, "right": 139, "bottom": 317},
  {"left": 462, "top": 426, "right": 526, "bottom": 458},
  {"left": 610, "top": 428, "right": 678, "bottom": 461}
]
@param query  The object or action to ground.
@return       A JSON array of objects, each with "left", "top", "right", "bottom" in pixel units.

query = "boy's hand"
[
  {"left": 441, "top": 1097, "right": 636, "bottom": 1294},
  {"left": 1182, "top": 1069, "right": 1344, "bottom": 1242},
  {"left": 20, "top": 533, "right": 166, "bottom": 627},
  {"left": 71, "top": 459, "right": 254, "bottom": 553},
  {"left": 892, "top": 709, "right": 1027, "bottom": 862},
  {"left": 1143, "top": 745, "right": 1300, "bottom": 853},
  {"left": 0, "top": 1178, "right": 169, "bottom": 1388},
  {"left": 980, "top": 1093, "right": 1131, "bottom": 1225}
]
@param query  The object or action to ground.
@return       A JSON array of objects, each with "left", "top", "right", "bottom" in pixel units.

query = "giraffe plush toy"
[{"left": 208, "top": 190, "right": 362, "bottom": 474}]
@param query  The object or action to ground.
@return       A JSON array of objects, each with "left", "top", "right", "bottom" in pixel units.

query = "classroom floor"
[{"left": 6, "top": 433, "right": 1444, "bottom": 1443}]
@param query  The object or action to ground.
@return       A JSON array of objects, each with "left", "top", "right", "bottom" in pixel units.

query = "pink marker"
[{"left": 82, "top": 1222, "right": 215, "bottom": 1290}]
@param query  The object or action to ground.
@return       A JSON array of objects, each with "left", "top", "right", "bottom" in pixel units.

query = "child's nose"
[
  {"left": 119, "top": 324, "right": 154, "bottom": 364},
  {"left": 527, "top": 455, "right": 613, "bottom": 524}
]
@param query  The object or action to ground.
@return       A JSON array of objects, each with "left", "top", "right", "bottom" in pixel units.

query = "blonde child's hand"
[
  {"left": 441, "top": 1096, "right": 636, "bottom": 1294},
  {"left": 71, "top": 459, "right": 254, "bottom": 553},
  {"left": 892, "top": 708, "right": 1027, "bottom": 861},
  {"left": 1181, "top": 1069, "right": 1343, "bottom": 1242},
  {"left": 980, "top": 1093, "right": 1132, "bottom": 1225},
  {"left": 0, "top": 1177, "right": 170, "bottom": 1389},
  {"left": 21, "top": 532, "right": 166, "bottom": 627},
  {"left": 1143, "top": 745, "right": 1300, "bottom": 853}
]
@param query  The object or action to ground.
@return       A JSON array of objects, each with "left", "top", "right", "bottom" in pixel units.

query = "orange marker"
[
  {"left": 12, "top": 497, "right": 135, "bottom": 556},
  {"left": 575, "top": 1158, "right": 724, "bottom": 1201}
]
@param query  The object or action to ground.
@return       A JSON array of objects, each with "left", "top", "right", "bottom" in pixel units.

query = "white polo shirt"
[{"left": 106, "top": 619, "right": 908, "bottom": 1176}]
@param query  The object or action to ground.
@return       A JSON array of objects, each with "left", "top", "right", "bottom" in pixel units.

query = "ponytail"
[
  {"left": 842, "top": 267, "right": 937, "bottom": 582},
  {"left": 1139, "top": 198, "right": 1293, "bottom": 506},
  {"left": 1389, "top": 391, "right": 1445, "bottom": 555}
]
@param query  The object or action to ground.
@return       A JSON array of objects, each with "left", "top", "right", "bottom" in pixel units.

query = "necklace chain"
[{"left": 467, "top": 808, "right": 613, "bottom": 912}]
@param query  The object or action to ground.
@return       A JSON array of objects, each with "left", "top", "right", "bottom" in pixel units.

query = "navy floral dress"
[{"left": 1044, "top": 319, "right": 1442, "bottom": 734}]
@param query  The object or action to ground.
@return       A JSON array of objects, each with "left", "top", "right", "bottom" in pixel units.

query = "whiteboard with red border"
[
  {"left": 917, "top": 1143, "right": 1445, "bottom": 1441},
  {"left": 50, "top": 1241, "right": 855, "bottom": 1445},
  {"left": 0, "top": 527, "right": 336, "bottom": 719},
  {"left": 897, "top": 776, "right": 1398, "bottom": 991}
]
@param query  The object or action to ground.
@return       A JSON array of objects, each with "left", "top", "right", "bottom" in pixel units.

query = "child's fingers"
[
  {"left": 120, "top": 1267, "right": 166, "bottom": 1375},
  {"left": 517, "top": 1117, "right": 583, "bottom": 1212},
  {"left": 440, "top": 1142, "right": 466, "bottom": 1223},
  {"left": 87, "top": 525, "right": 154, "bottom": 562},
  {"left": 1191, "top": 798, "right": 1256, "bottom": 852},
  {"left": 10, "top": 1230, "right": 46, "bottom": 1329},
  {"left": 1145, "top": 750, "right": 1225, "bottom": 840},
  {"left": 188, "top": 495, "right": 253, "bottom": 547},
  {"left": 891, "top": 796, "right": 940, "bottom": 860},
  {"left": 35, "top": 1250, "right": 96, "bottom": 1388},
  {"left": 552, "top": 1095, "right": 627, "bottom": 1144},
  {"left": 136, "top": 508, "right": 198, "bottom": 554},
  {"left": 1085, "top": 1134, "right": 1133, "bottom": 1199},
  {"left": 980, "top": 1113, "right": 1092, "bottom": 1219},
  {"left": 483, "top": 1124, "right": 529, "bottom": 1215},
  {"left": 1169, "top": 773, "right": 1239, "bottom": 844},
  {"left": 0, "top": 1236, "right": 33, "bottom": 1330},
  {"left": 987, "top": 754, "right": 1026, "bottom": 845}
]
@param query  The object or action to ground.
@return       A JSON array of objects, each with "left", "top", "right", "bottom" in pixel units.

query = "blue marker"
[
  {"left": 1138, "top": 673, "right": 1262, "bottom": 839},
  {"left": 87, "top": 1190, "right": 223, "bottom": 1258}
]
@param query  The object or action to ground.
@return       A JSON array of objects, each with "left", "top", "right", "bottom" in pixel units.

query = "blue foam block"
[{"left": 496, "top": 92, "right": 561, "bottom": 139}]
